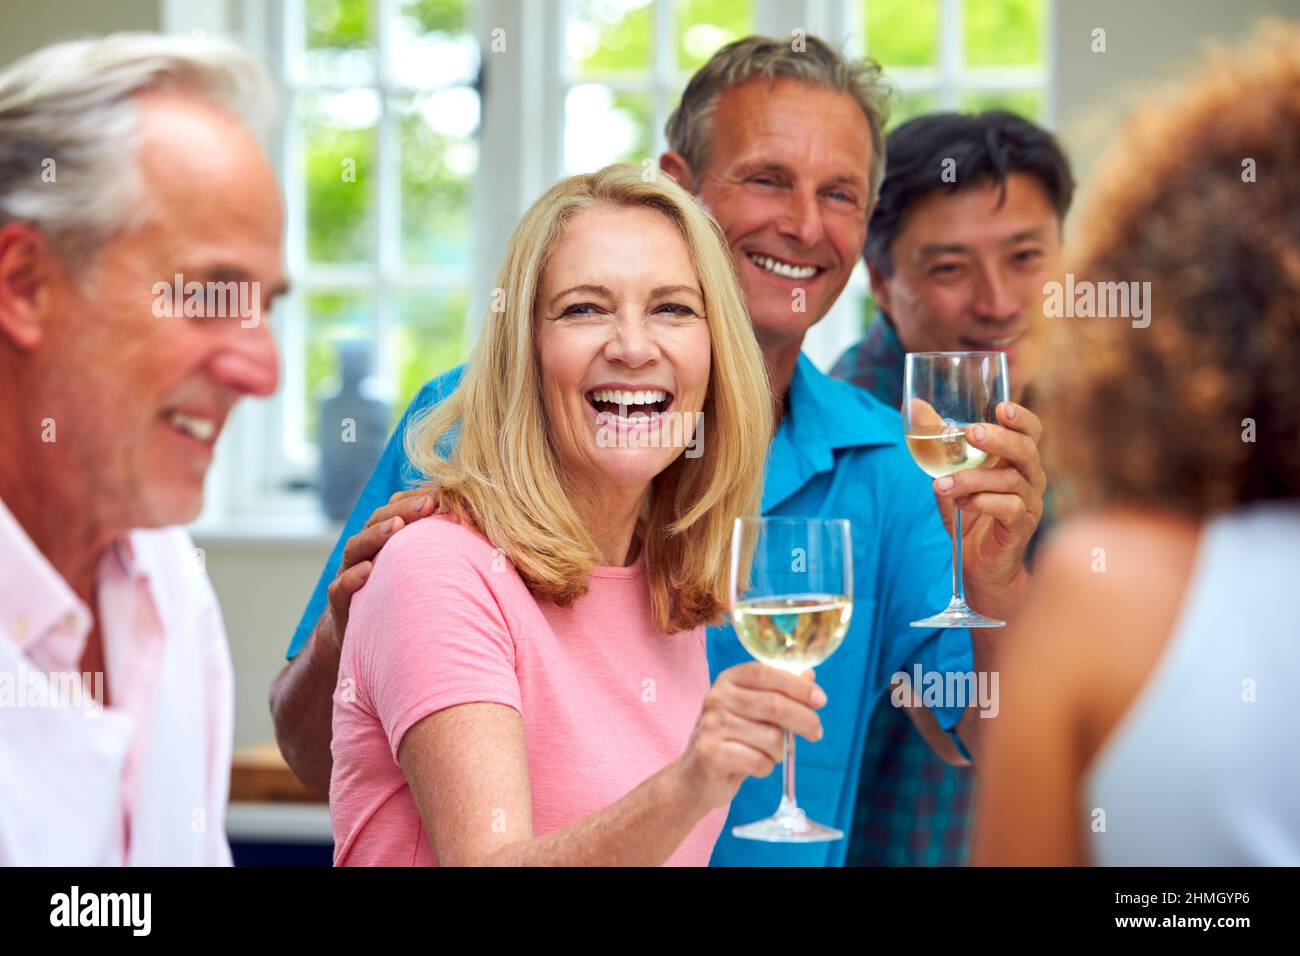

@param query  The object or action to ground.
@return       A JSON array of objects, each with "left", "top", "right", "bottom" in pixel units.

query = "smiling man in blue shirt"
[{"left": 270, "top": 36, "right": 1045, "bottom": 865}]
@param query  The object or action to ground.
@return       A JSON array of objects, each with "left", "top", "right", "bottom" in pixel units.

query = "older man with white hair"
[{"left": 0, "top": 33, "right": 288, "bottom": 865}]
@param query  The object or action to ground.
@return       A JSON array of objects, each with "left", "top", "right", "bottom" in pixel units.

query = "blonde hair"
[{"left": 405, "top": 165, "right": 772, "bottom": 633}]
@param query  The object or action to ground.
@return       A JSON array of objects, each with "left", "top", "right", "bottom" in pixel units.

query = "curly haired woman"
[{"left": 973, "top": 21, "right": 1300, "bottom": 866}]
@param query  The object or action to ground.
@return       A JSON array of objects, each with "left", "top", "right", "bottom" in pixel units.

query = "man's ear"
[
  {"left": 658, "top": 151, "right": 695, "bottom": 193},
  {"left": 0, "top": 225, "right": 54, "bottom": 351},
  {"left": 865, "top": 258, "right": 895, "bottom": 319}
]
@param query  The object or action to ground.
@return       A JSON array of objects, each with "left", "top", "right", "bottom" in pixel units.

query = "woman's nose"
[{"left": 603, "top": 316, "right": 660, "bottom": 367}]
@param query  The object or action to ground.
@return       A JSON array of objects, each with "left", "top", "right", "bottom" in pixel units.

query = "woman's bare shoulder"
[{"left": 1023, "top": 508, "right": 1202, "bottom": 761}]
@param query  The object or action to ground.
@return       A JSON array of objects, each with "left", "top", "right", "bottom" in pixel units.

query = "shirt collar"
[
  {"left": 0, "top": 496, "right": 150, "bottom": 666},
  {"left": 785, "top": 351, "right": 899, "bottom": 450},
  {"left": 860, "top": 312, "right": 908, "bottom": 408},
  {"left": 763, "top": 352, "right": 899, "bottom": 513},
  {"left": 0, "top": 495, "right": 92, "bottom": 660}
]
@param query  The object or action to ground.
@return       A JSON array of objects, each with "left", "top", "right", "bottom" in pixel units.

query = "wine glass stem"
[
  {"left": 780, "top": 729, "right": 799, "bottom": 817},
  {"left": 952, "top": 508, "right": 967, "bottom": 604}
]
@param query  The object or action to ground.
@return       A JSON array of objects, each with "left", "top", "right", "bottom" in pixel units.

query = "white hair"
[{"left": 0, "top": 31, "right": 277, "bottom": 273}]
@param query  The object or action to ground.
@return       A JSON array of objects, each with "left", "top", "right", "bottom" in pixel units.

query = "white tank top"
[{"left": 1083, "top": 502, "right": 1300, "bottom": 865}]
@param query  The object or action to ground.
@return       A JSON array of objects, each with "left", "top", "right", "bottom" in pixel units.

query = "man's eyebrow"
[
  {"left": 827, "top": 172, "right": 868, "bottom": 190},
  {"left": 1000, "top": 226, "right": 1051, "bottom": 245},
  {"left": 916, "top": 243, "right": 974, "bottom": 261},
  {"left": 549, "top": 284, "right": 612, "bottom": 307},
  {"left": 733, "top": 159, "right": 795, "bottom": 179},
  {"left": 205, "top": 265, "right": 291, "bottom": 299},
  {"left": 731, "top": 161, "right": 866, "bottom": 192}
]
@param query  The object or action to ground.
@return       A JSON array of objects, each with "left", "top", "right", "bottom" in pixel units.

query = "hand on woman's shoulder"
[
  {"left": 348, "top": 511, "right": 516, "bottom": 648},
  {"left": 370, "top": 511, "right": 501, "bottom": 579}
]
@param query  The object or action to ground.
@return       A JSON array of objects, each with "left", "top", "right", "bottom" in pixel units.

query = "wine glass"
[
  {"left": 729, "top": 516, "right": 853, "bottom": 842},
  {"left": 903, "top": 351, "right": 1010, "bottom": 628}
]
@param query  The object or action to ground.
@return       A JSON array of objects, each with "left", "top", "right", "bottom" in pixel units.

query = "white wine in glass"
[
  {"left": 903, "top": 350, "right": 1009, "bottom": 629},
  {"left": 732, "top": 595, "right": 851, "bottom": 674},
  {"left": 729, "top": 517, "right": 853, "bottom": 842},
  {"left": 904, "top": 428, "right": 997, "bottom": 478}
]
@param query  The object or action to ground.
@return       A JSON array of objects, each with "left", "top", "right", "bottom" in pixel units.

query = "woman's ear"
[
  {"left": 658, "top": 152, "right": 695, "bottom": 194},
  {"left": 0, "top": 224, "right": 54, "bottom": 351}
]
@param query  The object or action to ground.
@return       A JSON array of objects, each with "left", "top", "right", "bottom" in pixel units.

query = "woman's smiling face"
[{"left": 534, "top": 202, "right": 712, "bottom": 498}]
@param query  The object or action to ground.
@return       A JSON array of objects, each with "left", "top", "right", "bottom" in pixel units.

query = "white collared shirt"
[{"left": 0, "top": 496, "right": 234, "bottom": 865}]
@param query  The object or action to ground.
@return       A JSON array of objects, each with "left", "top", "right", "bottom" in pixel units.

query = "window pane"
[
  {"left": 391, "top": 0, "right": 479, "bottom": 87},
  {"left": 965, "top": 0, "right": 1044, "bottom": 68},
  {"left": 865, "top": 0, "right": 938, "bottom": 68},
  {"left": 568, "top": 0, "right": 655, "bottom": 77},
  {"left": 304, "top": 290, "right": 377, "bottom": 448},
  {"left": 958, "top": 88, "right": 1043, "bottom": 121},
  {"left": 887, "top": 90, "right": 941, "bottom": 130},
  {"left": 301, "top": 90, "right": 379, "bottom": 264},
  {"left": 675, "top": 0, "right": 753, "bottom": 73},
  {"left": 565, "top": 86, "right": 654, "bottom": 173},
  {"left": 399, "top": 90, "right": 479, "bottom": 269},
  {"left": 393, "top": 287, "right": 471, "bottom": 424},
  {"left": 304, "top": 0, "right": 376, "bottom": 85}
]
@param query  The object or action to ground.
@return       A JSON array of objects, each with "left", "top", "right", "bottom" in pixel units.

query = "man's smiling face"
[
  {"left": 686, "top": 77, "right": 874, "bottom": 353},
  {"left": 868, "top": 173, "right": 1063, "bottom": 400}
]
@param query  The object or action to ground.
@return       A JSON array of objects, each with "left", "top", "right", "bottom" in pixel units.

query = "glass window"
[
  {"left": 286, "top": 0, "right": 479, "bottom": 469},
  {"left": 564, "top": 0, "right": 754, "bottom": 175},
  {"left": 866, "top": 0, "right": 940, "bottom": 69}
]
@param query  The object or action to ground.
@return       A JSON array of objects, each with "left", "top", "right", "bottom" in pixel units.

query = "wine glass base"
[
  {"left": 732, "top": 810, "right": 843, "bottom": 843},
  {"left": 911, "top": 598, "right": 1004, "bottom": 629}
]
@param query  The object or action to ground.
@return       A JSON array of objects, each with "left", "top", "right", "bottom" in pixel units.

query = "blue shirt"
[
  {"left": 833, "top": 313, "right": 979, "bottom": 866},
  {"left": 288, "top": 356, "right": 973, "bottom": 867}
]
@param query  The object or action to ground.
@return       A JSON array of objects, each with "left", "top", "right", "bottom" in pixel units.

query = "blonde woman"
[{"left": 329, "top": 165, "right": 827, "bottom": 866}]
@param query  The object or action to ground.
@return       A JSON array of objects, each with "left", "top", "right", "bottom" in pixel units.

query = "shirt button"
[
  {"left": 11, "top": 615, "right": 28, "bottom": 639},
  {"left": 61, "top": 612, "right": 79, "bottom": 632}
]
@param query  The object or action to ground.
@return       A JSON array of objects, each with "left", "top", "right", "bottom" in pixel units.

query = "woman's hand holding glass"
[
  {"left": 726, "top": 516, "right": 853, "bottom": 841},
  {"left": 674, "top": 663, "right": 827, "bottom": 813}
]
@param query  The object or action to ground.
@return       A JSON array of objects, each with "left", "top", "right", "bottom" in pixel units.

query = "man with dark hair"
[{"left": 831, "top": 110, "right": 1075, "bottom": 865}]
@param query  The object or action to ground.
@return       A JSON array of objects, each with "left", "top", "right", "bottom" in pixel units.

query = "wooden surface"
[{"left": 230, "top": 742, "right": 327, "bottom": 804}]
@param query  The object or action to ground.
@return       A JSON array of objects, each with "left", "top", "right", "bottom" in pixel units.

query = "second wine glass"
[{"left": 903, "top": 350, "right": 1009, "bottom": 629}]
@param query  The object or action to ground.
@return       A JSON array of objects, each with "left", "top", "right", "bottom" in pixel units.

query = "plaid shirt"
[
  {"left": 831, "top": 315, "right": 978, "bottom": 865},
  {"left": 831, "top": 314, "right": 1056, "bottom": 865}
]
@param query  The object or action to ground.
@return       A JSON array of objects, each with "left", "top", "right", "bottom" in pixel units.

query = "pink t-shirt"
[{"left": 330, "top": 514, "right": 727, "bottom": 866}]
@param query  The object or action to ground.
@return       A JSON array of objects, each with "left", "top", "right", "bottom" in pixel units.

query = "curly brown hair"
[{"left": 1040, "top": 19, "right": 1300, "bottom": 517}]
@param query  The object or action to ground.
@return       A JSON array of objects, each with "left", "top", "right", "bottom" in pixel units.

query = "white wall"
[
  {"left": 1051, "top": 0, "right": 1300, "bottom": 179},
  {"left": 0, "top": 0, "right": 160, "bottom": 65},
  {"left": 196, "top": 534, "right": 334, "bottom": 748}
]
